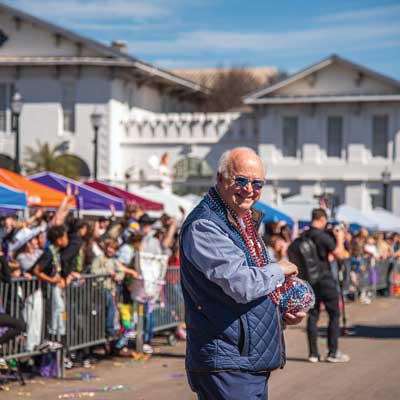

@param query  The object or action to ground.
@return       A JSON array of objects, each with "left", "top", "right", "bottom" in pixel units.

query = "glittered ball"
[{"left": 268, "top": 277, "right": 315, "bottom": 314}]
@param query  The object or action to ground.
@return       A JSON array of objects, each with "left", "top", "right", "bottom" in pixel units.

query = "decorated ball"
[{"left": 268, "top": 276, "right": 315, "bottom": 314}]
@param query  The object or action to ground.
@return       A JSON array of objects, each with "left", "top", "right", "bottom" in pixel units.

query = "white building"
[
  {"left": 0, "top": 3, "right": 207, "bottom": 180},
  {"left": 244, "top": 55, "right": 400, "bottom": 215},
  {"left": 0, "top": 3, "right": 399, "bottom": 216}
]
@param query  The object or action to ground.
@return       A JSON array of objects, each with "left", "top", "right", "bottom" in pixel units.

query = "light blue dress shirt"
[{"left": 182, "top": 219, "right": 285, "bottom": 304}]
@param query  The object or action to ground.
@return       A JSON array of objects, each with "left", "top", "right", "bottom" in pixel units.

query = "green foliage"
[{"left": 24, "top": 140, "right": 80, "bottom": 179}]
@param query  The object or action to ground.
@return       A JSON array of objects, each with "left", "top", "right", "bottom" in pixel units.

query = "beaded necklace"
[{"left": 206, "top": 187, "right": 268, "bottom": 267}]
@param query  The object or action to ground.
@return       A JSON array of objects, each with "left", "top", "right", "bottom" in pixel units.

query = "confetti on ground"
[
  {"left": 168, "top": 373, "right": 185, "bottom": 379},
  {"left": 67, "top": 372, "right": 97, "bottom": 381},
  {"left": 16, "top": 392, "right": 32, "bottom": 397},
  {"left": 60, "top": 385, "right": 128, "bottom": 398},
  {"left": 58, "top": 393, "right": 95, "bottom": 399}
]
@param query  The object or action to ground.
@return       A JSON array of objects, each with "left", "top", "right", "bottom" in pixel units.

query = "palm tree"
[{"left": 24, "top": 140, "right": 80, "bottom": 179}]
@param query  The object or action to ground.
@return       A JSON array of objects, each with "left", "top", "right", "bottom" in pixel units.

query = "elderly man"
[{"left": 180, "top": 147, "right": 304, "bottom": 400}]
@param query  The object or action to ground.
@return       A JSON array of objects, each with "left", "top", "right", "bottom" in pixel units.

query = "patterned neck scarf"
[{"left": 205, "top": 187, "right": 269, "bottom": 267}]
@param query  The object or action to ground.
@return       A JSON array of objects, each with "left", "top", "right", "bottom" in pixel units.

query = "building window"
[
  {"left": 372, "top": 115, "right": 388, "bottom": 157},
  {"left": 0, "top": 84, "right": 7, "bottom": 132},
  {"left": 0, "top": 83, "right": 14, "bottom": 132},
  {"left": 371, "top": 193, "right": 383, "bottom": 209},
  {"left": 174, "top": 157, "right": 213, "bottom": 180},
  {"left": 282, "top": 116, "right": 298, "bottom": 157},
  {"left": 327, "top": 116, "right": 343, "bottom": 158},
  {"left": 62, "top": 82, "right": 76, "bottom": 132}
]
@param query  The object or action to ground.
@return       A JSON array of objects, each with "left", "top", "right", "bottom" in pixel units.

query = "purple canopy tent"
[{"left": 28, "top": 172, "right": 124, "bottom": 215}]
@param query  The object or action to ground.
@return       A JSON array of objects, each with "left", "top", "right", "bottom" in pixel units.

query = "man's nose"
[{"left": 242, "top": 181, "right": 253, "bottom": 192}]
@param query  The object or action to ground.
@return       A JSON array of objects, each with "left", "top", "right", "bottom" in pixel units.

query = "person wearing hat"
[
  {"left": 139, "top": 214, "right": 162, "bottom": 255},
  {"left": 12, "top": 227, "right": 43, "bottom": 273}
]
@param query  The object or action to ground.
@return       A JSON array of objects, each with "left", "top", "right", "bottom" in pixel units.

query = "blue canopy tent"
[
  {"left": 253, "top": 201, "right": 294, "bottom": 227},
  {"left": 0, "top": 183, "right": 27, "bottom": 211},
  {"left": 28, "top": 172, "right": 124, "bottom": 215}
]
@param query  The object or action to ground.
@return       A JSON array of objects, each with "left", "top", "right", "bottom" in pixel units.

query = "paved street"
[{"left": 1, "top": 296, "right": 399, "bottom": 400}]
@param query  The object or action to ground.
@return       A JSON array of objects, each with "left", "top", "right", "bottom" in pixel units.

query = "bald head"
[{"left": 217, "top": 147, "right": 265, "bottom": 179}]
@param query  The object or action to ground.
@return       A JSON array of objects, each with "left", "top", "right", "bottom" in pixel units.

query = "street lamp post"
[
  {"left": 90, "top": 111, "right": 103, "bottom": 180},
  {"left": 11, "top": 92, "right": 23, "bottom": 173},
  {"left": 381, "top": 167, "right": 391, "bottom": 210}
]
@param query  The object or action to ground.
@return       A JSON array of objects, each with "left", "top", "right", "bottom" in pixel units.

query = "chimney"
[{"left": 111, "top": 40, "right": 128, "bottom": 53}]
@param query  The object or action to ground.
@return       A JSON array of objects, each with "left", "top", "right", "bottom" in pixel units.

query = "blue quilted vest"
[{"left": 180, "top": 197, "right": 286, "bottom": 373}]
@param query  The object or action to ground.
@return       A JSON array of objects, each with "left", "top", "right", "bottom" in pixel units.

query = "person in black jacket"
[
  {"left": 306, "top": 208, "right": 350, "bottom": 363},
  {"left": 0, "top": 255, "right": 26, "bottom": 348},
  {"left": 61, "top": 220, "right": 89, "bottom": 277}
]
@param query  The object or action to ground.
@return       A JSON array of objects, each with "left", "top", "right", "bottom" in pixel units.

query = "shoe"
[
  {"left": 82, "top": 359, "right": 91, "bottom": 369},
  {"left": 0, "top": 358, "right": 7, "bottom": 368},
  {"left": 326, "top": 351, "right": 350, "bottom": 363},
  {"left": 48, "top": 341, "right": 63, "bottom": 351},
  {"left": 308, "top": 355, "right": 320, "bottom": 363},
  {"left": 360, "top": 296, "right": 372, "bottom": 305},
  {"left": 142, "top": 344, "right": 154, "bottom": 354},
  {"left": 64, "top": 358, "right": 73, "bottom": 369},
  {"left": 124, "top": 330, "right": 137, "bottom": 339}
]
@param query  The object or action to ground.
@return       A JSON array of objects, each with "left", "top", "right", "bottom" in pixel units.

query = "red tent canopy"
[{"left": 84, "top": 181, "right": 164, "bottom": 211}]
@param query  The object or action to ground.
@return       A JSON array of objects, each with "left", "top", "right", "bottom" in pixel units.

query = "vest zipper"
[{"left": 276, "top": 306, "right": 285, "bottom": 369}]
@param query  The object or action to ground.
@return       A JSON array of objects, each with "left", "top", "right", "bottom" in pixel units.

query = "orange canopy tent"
[{"left": 0, "top": 168, "right": 75, "bottom": 208}]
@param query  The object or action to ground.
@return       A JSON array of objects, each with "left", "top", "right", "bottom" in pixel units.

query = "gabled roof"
[
  {"left": 244, "top": 54, "right": 400, "bottom": 104},
  {"left": 0, "top": 2, "right": 208, "bottom": 96}
]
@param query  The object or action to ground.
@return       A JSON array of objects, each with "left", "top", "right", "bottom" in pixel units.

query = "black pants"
[
  {"left": 307, "top": 276, "right": 340, "bottom": 357},
  {"left": 0, "top": 313, "right": 26, "bottom": 345}
]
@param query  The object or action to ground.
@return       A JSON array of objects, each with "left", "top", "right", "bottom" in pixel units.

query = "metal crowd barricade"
[
  {"left": 0, "top": 277, "right": 46, "bottom": 361},
  {"left": 152, "top": 267, "right": 184, "bottom": 343},
  {"left": 337, "top": 256, "right": 399, "bottom": 300},
  {"left": 65, "top": 274, "right": 107, "bottom": 352}
]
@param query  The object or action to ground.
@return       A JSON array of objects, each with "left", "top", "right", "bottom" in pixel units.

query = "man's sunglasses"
[{"left": 232, "top": 176, "right": 265, "bottom": 190}]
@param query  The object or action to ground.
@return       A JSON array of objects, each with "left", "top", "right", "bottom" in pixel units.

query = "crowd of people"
[
  {"left": 264, "top": 219, "right": 400, "bottom": 302},
  {"left": 0, "top": 186, "right": 183, "bottom": 373},
  {"left": 0, "top": 179, "right": 399, "bottom": 380}
]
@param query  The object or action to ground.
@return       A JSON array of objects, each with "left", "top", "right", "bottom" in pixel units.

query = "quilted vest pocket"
[{"left": 196, "top": 302, "right": 240, "bottom": 348}]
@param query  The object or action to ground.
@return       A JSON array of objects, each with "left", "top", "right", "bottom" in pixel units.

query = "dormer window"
[{"left": 0, "top": 30, "right": 8, "bottom": 47}]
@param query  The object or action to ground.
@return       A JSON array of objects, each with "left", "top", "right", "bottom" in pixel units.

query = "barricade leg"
[{"left": 135, "top": 303, "right": 144, "bottom": 353}]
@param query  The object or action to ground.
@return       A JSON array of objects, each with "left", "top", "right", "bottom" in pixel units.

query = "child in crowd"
[{"left": 91, "top": 239, "right": 138, "bottom": 338}]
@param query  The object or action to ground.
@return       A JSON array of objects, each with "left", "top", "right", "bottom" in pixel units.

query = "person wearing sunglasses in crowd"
[{"left": 180, "top": 147, "right": 304, "bottom": 400}]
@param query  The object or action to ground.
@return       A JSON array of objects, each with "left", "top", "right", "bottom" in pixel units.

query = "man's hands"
[
  {"left": 277, "top": 260, "right": 298, "bottom": 277},
  {"left": 283, "top": 311, "right": 306, "bottom": 326},
  {"left": 276, "top": 261, "right": 304, "bottom": 326}
]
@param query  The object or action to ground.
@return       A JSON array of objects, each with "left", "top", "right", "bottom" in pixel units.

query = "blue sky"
[{"left": 5, "top": 0, "right": 400, "bottom": 78}]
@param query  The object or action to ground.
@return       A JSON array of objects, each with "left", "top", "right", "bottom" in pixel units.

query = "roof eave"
[{"left": 245, "top": 95, "right": 400, "bottom": 105}]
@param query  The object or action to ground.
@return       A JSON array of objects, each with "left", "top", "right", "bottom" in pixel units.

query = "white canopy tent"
[
  {"left": 277, "top": 194, "right": 320, "bottom": 221},
  {"left": 335, "top": 204, "right": 379, "bottom": 230},
  {"left": 133, "top": 185, "right": 194, "bottom": 219},
  {"left": 365, "top": 208, "right": 400, "bottom": 232}
]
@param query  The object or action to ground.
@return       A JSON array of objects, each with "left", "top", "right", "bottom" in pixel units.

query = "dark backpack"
[{"left": 287, "top": 234, "right": 321, "bottom": 285}]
